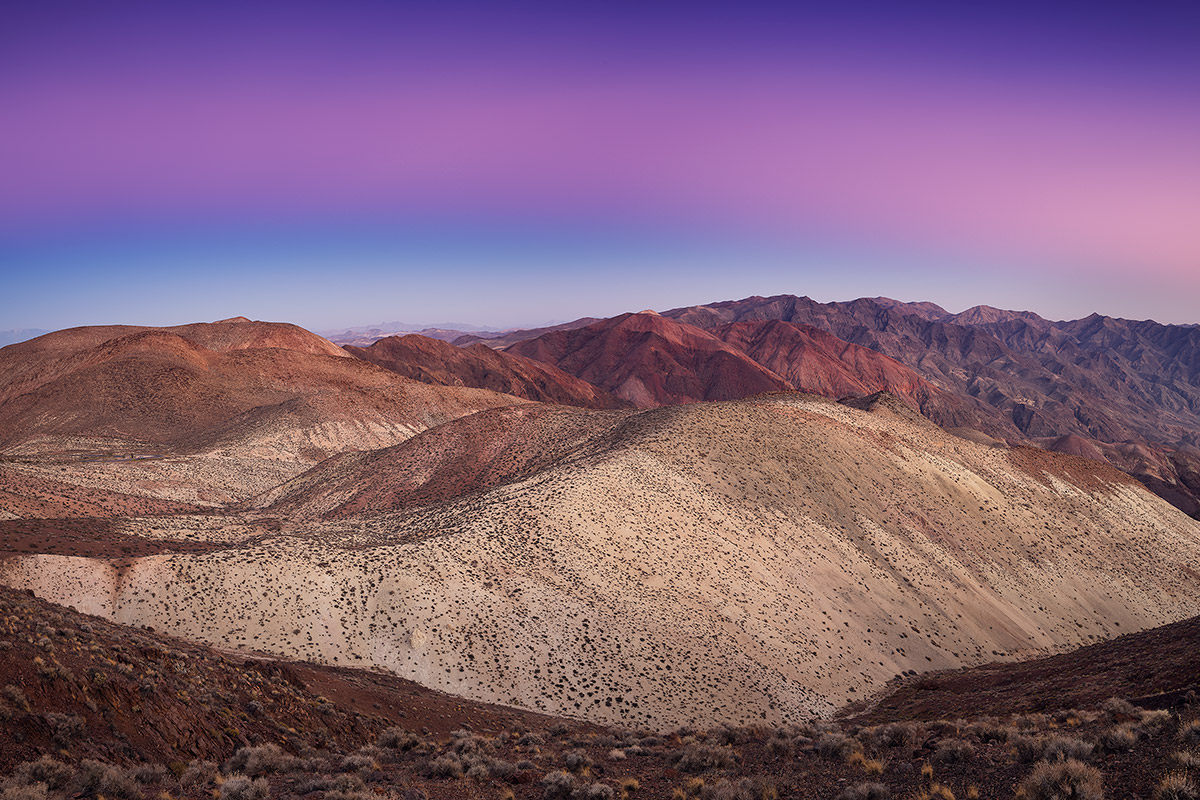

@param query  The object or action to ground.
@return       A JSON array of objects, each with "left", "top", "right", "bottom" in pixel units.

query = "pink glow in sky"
[{"left": 3, "top": 2, "right": 1200, "bottom": 328}]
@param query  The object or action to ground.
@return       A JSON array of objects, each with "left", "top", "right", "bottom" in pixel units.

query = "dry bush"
[
  {"left": 1154, "top": 773, "right": 1199, "bottom": 800},
  {"left": 130, "top": 764, "right": 169, "bottom": 785},
  {"left": 225, "top": 744, "right": 297, "bottom": 777},
  {"left": 8, "top": 756, "right": 75, "bottom": 791},
  {"left": 1096, "top": 726, "right": 1137, "bottom": 753},
  {"left": 1180, "top": 721, "right": 1200, "bottom": 747},
  {"left": 1020, "top": 759, "right": 1103, "bottom": 800},
  {"left": 1176, "top": 750, "right": 1200, "bottom": 769},
  {"left": 1, "top": 785, "right": 48, "bottom": 800},
  {"left": 1102, "top": 698, "right": 1138, "bottom": 721},
  {"left": 378, "top": 727, "right": 421, "bottom": 750},
  {"left": 219, "top": 775, "right": 269, "bottom": 800},
  {"left": 181, "top": 760, "right": 219, "bottom": 788},
  {"left": 932, "top": 739, "right": 974, "bottom": 764},
  {"left": 428, "top": 754, "right": 465, "bottom": 779},
  {"left": 542, "top": 772, "right": 577, "bottom": 800},
  {"left": 77, "top": 760, "right": 139, "bottom": 800},
  {"left": 672, "top": 745, "right": 736, "bottom": 773},
  {"left": 564, "top": 752, "right": 594, "bottom": 773},
  {"left": 861, "top": 722, "right": 926, "bottom": 750},
  {"left": 965, "top": 720, "right": 1011, "bottom": 743},
  {"left": 698, "top": 778, "right": 768, "bottom": 800},
  {"left": 817, "top": 733, "right": 862, "bottom": 760}
]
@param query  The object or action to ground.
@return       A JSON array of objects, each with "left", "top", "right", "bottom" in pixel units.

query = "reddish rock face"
[
  {"left": 346, "top": 333, "right": 626, "bottom": 409},
  {"left": 505, "top": 311, "right": 791, "bottom": 408},
  {"left": 0, "top": 319, "right": 519, "bottom": 456},
  {"left": 662, "top": 293, "right": 1200, "bottom": 517}
]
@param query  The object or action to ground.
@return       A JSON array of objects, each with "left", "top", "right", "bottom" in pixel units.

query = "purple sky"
[{"left": 3, "top": 2, "right": 1200, "bottom": 330}]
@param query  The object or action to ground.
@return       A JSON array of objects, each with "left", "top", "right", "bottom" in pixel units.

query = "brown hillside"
[{"left": 346, "top": 334, "right": 626, "bottom": 409}]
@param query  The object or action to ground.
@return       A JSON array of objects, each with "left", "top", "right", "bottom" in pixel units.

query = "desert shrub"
[
  {"left": 1, "top": 784, "right": 48, "bottom": 800},
  {"left": 1097, "top": 726, "right": 1137, "bottom": 753},
  {"left": 450, "top": 730, "right": 493, "bottom": 755},
  {"left": 1155, "top": 773, "right": 1200, "bottom": 800},
  {"left": 837, "top": 783, "right": 889, "bottom": 800},
  {"left": 765, "top": 735, "right": 792, "bottom": 757},
  {"left": 817, "top": 733, "right": 862, "bottom": 760},
  {"left": 965, "top": 720, "right": 1011, "bottom": 743},
  {"left": 865, "top": 722, "right": 927, "bottom": 750},
  {"left": 672, "top": 745, "right": 735, "bottom": 773},
  {"left": 1180, "top": 721, "right": 1200, "bottom": 746},
  {"left": 77, "top": 760, "right": 139, "bottom": 800},
  {"left": 378, "top": 727, "right": 420, "bottom": 751},
  {"left": 45, "top": 712, "right": 86, "bottom": 746},
  {"left": 564, "top": 752, "right": 594, "bottom": 773},
  {"left": 338, "top": 753, "right": 375, "bottom": 773},
  {"left": 293, "top": 775, "right": 364, "bottom": 795},
  {"left": 1176, "top": 750, "right": 1200, "bottom": 769},
  {"left": 932, "top": 738, "right": 974, "bottom": 764},
  {"left": 9, "top": 756, "right": 75, "bottom": 791},
  {"left": 542, "top": 772, "right": 576, "bottom": 800},
  {"left": 1014, "top": 736, "right": 1093, "bottom": 764},
  {"left": 1021, "top": 759, "right": 1103, "bottom": 800},
  {"left": 429, "top": 754, "right": 464, "bottom": 779},
  {"left": 220, "top": 775, "right": 269, "bottom": 800},
  {"left": 1102, "top": 698, "right": 1138, "bottom": 721},
  {"left": 4, "top": 685, "right": 30, "bottom": 712},
  {"left": 225, "top": 744, "right": 296, "bottom": 777},
  {"left": 576, "top": 784, "right": 615, "bottom": 800},
  {"left": 519, "top": 732, "right": 547, "bottom": 747},
  {"left": 1041, "top": 736, "right": 1094, "bottom": 763},
  {"left": 130, "top": 763, "right": 169, "bottom": 785},
  {"left": 608, "top": 748, "right": 627, "bottom": 761},
  {"left": 181, "top": 760, "right": 219, "bottom": 788},
  {"left": 322, "top": 791, "right": 374, "bottom": 800}
]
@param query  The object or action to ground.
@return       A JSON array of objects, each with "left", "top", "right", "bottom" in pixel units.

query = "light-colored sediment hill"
[
  {"left": 0, "top": 319, "right": 527, "bottom": 512},
  {"left": 3, "top": 393, "right": 1199, "bottom": 729}
]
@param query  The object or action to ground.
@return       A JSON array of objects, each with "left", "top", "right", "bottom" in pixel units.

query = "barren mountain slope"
[
  {"left": 664, "top": 294, "right": 1200, "bottom": 515},
  {"left": 248, "top": 403, "right": 633, "bottom": 519},
  {"left": 0, "top": 319, "right": 523, "bottom": 464},
  {"left": 505, "top": 311, "right": 791, "bottom": 407},
  {"left": 346, "top": 334, "right": 625, "bottom": 409},
  {"left": 5, "top": 393, "right": 1199, "bottom": 730},
  {"left": 711, "top": 319, "right": 999, "bottom": 433}
]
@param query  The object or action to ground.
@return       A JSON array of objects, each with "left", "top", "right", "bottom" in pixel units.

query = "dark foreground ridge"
[{"left": 3, "top": 586, "right": 1199, "bottom": 800}]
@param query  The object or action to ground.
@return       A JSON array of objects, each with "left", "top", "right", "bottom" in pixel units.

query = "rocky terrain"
[
  {"left": 660, "top": 295, "right": 1200, "bottom": 516},
  {"left": 3, "top": 391, "right": 1198, "bottom": 731},
  {"left": 346, "top": 335, "right": 625, "bottom": 409},
  {"left": 3, "top": 305, "right": 1200, "bottom": 799},
  {"left": 2, "top": 584, "right": 1199, "bottom": 800}
]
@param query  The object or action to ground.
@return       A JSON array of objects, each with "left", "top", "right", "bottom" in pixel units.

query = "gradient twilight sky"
[{"left": 3, "top": 1, "right": 1200, "bottom": 331}]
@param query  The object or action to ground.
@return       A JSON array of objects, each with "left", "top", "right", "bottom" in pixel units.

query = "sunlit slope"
[{"left": 4, "top": 393, "right": 1199, "bottom": 728}]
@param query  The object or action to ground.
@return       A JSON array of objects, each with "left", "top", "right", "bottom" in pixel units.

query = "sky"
[{"left": 3, "top": 0, "right": 1200, "bottom": 331}]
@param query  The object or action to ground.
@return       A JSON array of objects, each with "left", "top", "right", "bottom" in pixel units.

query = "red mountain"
[
  {"left": 0, "top": 318, "right": 520, "bottom": 459},
  {"left": 345, "top": 334, "right": 625, "bottom": 409},
  {"left": 711, "top": 319, "right": 989, "bottom": 429},
  {"left": 505, "top": 311, "right": 791, "bottom": 407}
]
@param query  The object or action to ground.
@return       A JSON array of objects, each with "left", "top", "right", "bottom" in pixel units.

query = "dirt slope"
[
  {"left": 346, "top": 334, "right": 625, "bottom": 409},
  {"left": 0, "top": 319, "right": 523, "bottom": 463},
  {"left": 5, "top": 393, "right": 1198, "bottom": 730},
  {"left": 505, "top": 311, "right": 791, "bottom": 407}
]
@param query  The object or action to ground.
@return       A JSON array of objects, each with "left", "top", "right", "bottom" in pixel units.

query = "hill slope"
[
  {"left": 0, "top": 319, "right": 522, "bottom": 462},
  {"left": 5, "top": 393, "right": 1198, "bottom": 729},
  {"left": 505, "top": 311, "right": 792, "bottom": 407},
  {"left": 346, "top": 334, "right": 625, "bottom": 409}
]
